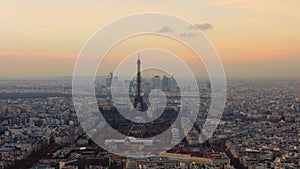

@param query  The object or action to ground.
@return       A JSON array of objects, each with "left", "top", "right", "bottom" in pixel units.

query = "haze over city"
[{"left": 1, "top": 1, "right": 300, "bottom": 169}]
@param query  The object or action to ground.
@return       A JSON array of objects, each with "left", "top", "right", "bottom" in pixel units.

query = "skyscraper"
[
  {"left": 153, "top": 76, "right": 161, "bottom": 89},
  {"left": 162, "top": 75, "right": 171, "bottom": 92},
  {"left": 106, "top": 72, "right": 113, "bottom": 88},
  {"left": 133, "top": 54, "right": 147, "bottom": 112},
  {"left": 170, "top": 75, "right": 175, "bottom": 91},
  {"left": 297, "top": 86, "right": 300, "bottom": 101}
]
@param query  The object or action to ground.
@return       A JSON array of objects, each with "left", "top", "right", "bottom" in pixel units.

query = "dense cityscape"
[
  {"left": 2, "top": 0, "right": 300, "bottom": 169},
  {"left": 0, "top": 77, "right": 299, "bottom": 169}
]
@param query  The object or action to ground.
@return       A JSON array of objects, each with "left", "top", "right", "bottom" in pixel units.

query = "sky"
[{"left": 0, "top": 0, "right": 299, "bottom": 78}]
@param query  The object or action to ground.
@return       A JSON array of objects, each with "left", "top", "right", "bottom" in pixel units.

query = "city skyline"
[{"left": 1, "top": 1, "right": 300, "bottom": 168}]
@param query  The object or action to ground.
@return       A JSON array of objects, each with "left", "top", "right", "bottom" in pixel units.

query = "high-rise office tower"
[
  {"left": 297, "top": 86, "right": 300, "bottom": 101},
  {"left": 162, "top": 75, "right": 171, "bottom": 92},
  {"left": 206, "top": 81, "right": 211, "bottom": 89},
  {"left": 170, "top": 75, "right": 176, "bottom": 92},
  {"left": 153, "top": 76, "right": 161, "bottom": 89},
  {"left": 106, "top": 72, "right": 113, "bottom": 88}
]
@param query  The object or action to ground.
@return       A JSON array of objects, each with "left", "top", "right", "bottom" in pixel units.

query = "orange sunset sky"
[{"left": 0, "top": 0, "right": 299, "bottom": 78}]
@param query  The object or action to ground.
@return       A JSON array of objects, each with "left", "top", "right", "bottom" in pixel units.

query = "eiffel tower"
[{"left": 133, "top": 54, "right": 147, "bottom": 112}]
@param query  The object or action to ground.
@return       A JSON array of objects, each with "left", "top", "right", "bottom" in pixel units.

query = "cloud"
[
  {"left": 180, "top": 22, "right": 213, "bottom": 37},
  {"left": 180, "top": 32, "right": 196, "bottom": 37},
  {"left": 157, "top": 26, "right": 173, "bottom": 33},
  {"left": 188, "top": 23, "right": 213, "bottom": 31}
]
